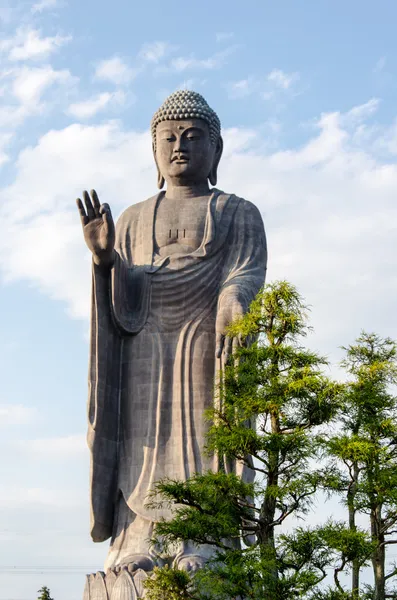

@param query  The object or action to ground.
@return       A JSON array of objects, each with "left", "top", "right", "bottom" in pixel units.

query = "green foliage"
[
  {"left": 146, "top": 282, "right": 342, "bottom": 599},
  {"left": 148, "top": 471, "right": 255, "bottom": 552},
  {"left": 37, "top": 587, "right": 54, "bottom": 600},
  {"left": 321, "top": 332, "right": 397, "bottom": 599},
  {"left": 306, "top": 589, "right": 351, "bottom": 600},
  {"left": 144, "top": 565, "right": 198, "bottom": 600},
  {"left": 319, "top": 521, "right": 373, "bottom": 565},
  {"left": 144, "top": 286, "right": 397, "bottom": 600}
]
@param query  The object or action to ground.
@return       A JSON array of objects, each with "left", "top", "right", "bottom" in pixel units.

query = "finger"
[
  {"left": 90, "top": 189, "right": 101, "bottom": 217},
  {"left": 83, "top": 190, "right": 95, "bottom": 220},
  {"left": 76, "top": 198, "right": 88, "bottom": 226},
  {"left": 99, "top": 202, "right": 111, "bottom": 216},
  {"left": 100, "top": 203, "right": 114, "bottom": 231},
  {"left": 224, "top": 336, "right": 233, "bottom": 364},
  {"left": 216, "top": 333, "right": 224, "bottom": 359}
]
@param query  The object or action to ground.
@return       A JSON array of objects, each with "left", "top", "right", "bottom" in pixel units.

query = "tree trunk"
[
  {"left": 371, "top": 505, "right": 385, "bottom": 600},
  {"left": 258, "top": 412, "right": 280, "bottom": 598},
  {"left": 372, "top": 543, "right": 385, "bottom": 600},
  {"left": 259, "top": 495, "right": 278, "bottom": 598},
  {"left": 348, "top": 461, "right": 360, "bottom": 598}
]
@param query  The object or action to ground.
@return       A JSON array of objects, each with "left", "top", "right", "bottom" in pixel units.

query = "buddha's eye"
[
  {"left": 187, "top": 135, "right": 200, "bottom": 142},
  {"left": 160, "top": 133, "right": 176, "bottom": 142}
]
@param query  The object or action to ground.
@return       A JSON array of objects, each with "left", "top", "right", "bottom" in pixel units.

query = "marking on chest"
[{"left": 168, "top": 229, "right": 186, "bottom": 239}]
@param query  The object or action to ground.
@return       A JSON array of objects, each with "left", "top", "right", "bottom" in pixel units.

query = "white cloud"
[
  {"left": 139, "top": 41, "right": 171, "bottom": 63},
  {"left": 0, "top": 100, "right": 396, "bottom": 367},
  {"left": 0, "top": 103, "right": 41, "bottom": 129},
  {"left": 226, "top": 77, "right": 259, "bottom": 99},
  {"left": 0, "top": 122, "right": 154, "bottom": 318},
  {"left": 227, "top": 70, "right": 300, "bottom": 101},
  {"left": 18, "top": 434, "right": 86, "bottom": 457},
  {"left": 176, "top": 78, "right": 196, "bottom": 91},
  {"left": 31, "top": 0, "right": 59, "bottom": 13},
  {"left": 374, "top": 56, "right": 386, "bottom": 73},
  {"left": 12, "top": 65, "right": 75, "bottom": 106},
  {"left": 176, "top": 78, "right": 207, "bottom": 92},
  {"left": 0, "top": 404, "right": 36, "bottom": 426},
  {"left": 1, "top": 27, "right": 71, "bottom": 61},
  {"left": 94, "top": 56, "right": 137, "bottom": 85},
  {"left": 343, "top": 98, "right": 380, "bottom": 125},
  {"left": 0, "top": 132, "right": 12, "bottom": 165},
  {"left": 267, "top": 68, "right": 299, "bottom": 90},
  {"left": 216, "top": 32, "right": 234, "bottom": 43},
  {"left": 168, "top": 47, "right": 236, "bottom": 72},
  {"left": 0, "top": 486, "right": 84, "bottom": 509},
  {"left": 67, "top": 90, "right": 126, "bottom": 119},
  {"left": 221, "top": 128, "right": 259, "bottom": 156},
  {"left": 0, "top": 61, "right": 77, "bottom": 130}
]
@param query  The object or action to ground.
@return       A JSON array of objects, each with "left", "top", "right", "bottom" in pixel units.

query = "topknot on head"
[{"left": 151, "top": 90, "right": 221, "bottom": 150}]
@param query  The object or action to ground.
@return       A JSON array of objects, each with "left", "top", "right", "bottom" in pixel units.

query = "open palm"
[{"left": 76, "top": 189, "right": 115, "bottom": 268}]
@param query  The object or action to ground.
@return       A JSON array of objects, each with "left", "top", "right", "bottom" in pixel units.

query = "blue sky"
[{"left": 1, "top": 1, "right": 397, "bottom": 599}]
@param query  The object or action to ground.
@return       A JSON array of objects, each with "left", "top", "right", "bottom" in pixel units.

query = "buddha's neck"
[{"left": 165, "top": 182, "right": 211, "bottom": 201}]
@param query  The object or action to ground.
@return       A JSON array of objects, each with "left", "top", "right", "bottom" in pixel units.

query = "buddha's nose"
[{"left": 174, "top": 136, "right": 187, "bottom": 153}]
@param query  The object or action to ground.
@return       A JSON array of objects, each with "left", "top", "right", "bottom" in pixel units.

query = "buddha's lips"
[{"left": 172, "top": 155, "right": 189, "bottom": 163}]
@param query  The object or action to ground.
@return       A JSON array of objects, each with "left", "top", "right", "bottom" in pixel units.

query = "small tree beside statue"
[
  {"left": 37, "top": 586, "right": 54, "bottom": 600},
  {"left": 144, "top": 281, "right": 344, "bottom": 600},
  {"left": 143, "top": 287, "right": 397, "bottom": 600}
]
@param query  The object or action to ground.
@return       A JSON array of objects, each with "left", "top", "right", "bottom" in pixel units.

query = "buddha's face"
[{"left": 155, "top": 119, "right": 218, "bottom": 185}]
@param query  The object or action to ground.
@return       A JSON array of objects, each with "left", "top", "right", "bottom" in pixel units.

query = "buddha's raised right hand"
[{"left": 76, "top": 189, "right": 115, "bottom": 269}]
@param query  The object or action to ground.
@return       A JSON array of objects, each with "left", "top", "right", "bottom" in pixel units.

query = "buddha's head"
[{"left": 151, "top": 90, "right": 223, "bottom": 189}]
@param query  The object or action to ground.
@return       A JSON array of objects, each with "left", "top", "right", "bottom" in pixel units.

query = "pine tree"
[
  {"left": 37, "top": 586, "right": 54, "bottom": 600},
  {"left": 322, "top": 332, "right": 397, "bottom": 600},
  {"left": 145, "top": 282, "right": 342, "bottom": 600}
]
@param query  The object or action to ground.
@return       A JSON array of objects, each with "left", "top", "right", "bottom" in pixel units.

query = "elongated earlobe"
[
  {"left": 208, "top": 136, "right": 223, "bottom": 187},
  {"left": 209, "top": 167, "right": 217, "bottom": 186},
  {"left": 157, "top": 170, "right": 165, "bottom": 190},
  {"left": 153, "top": 142, "right": 165, "bottom": 189}
]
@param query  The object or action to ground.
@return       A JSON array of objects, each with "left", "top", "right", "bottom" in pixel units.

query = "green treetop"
[
  {"left": 145, "top": 281, "right": 342, "bottom": 600},
  {"left": 322, "top": 332, "right": 397, "bottom": 600},
  {"left": 37, "top": 586, "right": 54, "bottom": 600}
]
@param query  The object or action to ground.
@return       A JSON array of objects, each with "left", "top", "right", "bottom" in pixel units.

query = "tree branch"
[
  {"left": 385, "top": 566, "right": 397, "bottom": 581},
  {"left": 381, "top": 513, "right": 397, "bottom": 534},
  {"left": 334, "top": 556, "right": 347, "bottom": 594},
  {"left": 380, "top": 539, "right": 397, "bottom": 548}
]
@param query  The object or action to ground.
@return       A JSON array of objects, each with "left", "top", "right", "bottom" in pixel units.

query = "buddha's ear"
[
  {"left": 209, "top": 136, "right": 223, "bottom": 187},
  {"left": 153, "top": 143, "right": 165, "bottom": 190}
]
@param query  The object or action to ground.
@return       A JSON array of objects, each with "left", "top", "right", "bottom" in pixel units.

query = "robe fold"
[{"left": 87, "top": 189, "right": 267, "bottom": 543}]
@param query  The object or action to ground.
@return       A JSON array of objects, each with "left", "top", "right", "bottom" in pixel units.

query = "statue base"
[{"left": 83, "top": 567, "right": 150, "bottom": 600}]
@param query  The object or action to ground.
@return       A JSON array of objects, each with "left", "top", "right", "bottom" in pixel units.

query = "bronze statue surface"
[{"left": 76, "top": 90, "right": 267, "bottom": 573}]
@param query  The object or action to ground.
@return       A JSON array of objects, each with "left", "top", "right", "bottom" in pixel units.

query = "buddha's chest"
[{"left": 154, "top": 198, "right": 208, "bottom": 255}]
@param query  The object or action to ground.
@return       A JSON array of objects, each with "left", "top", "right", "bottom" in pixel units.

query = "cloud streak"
[
  {"left": 139, "top": 41, "right": 172, "bottom": 63},
  {"left": 0, "top": 404, "right": 36, "bottom": 426},
  {"left": 17, "top": 434, "right": 86, "bottom": 457},
  {"left": 31, "top": 0, "right": 59, "bottom": 13},
  {"left": 227, "top": 68, "right": 301, "bottom": 101},
  {"left": 12, "top": 65, "right": 75, "bottom": 105},
  {"left": 1, "top": 27, "right": 71, "bottom": 61},
  {"left": 267, "top": 68, "right": 299, "bottom": 90},
  {"left": 94, "top": 56, "right": 137, "bottom": 85},
  {"left": 67, "top": 90, "right": 126, "bottom": 119},
  {"left": 164, "top": 47, "right": 237, "bottom": 73}
]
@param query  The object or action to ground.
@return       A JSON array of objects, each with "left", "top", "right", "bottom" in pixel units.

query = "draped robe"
[{"left": 87, "top": 189, "right": 267, "bottom": 543}]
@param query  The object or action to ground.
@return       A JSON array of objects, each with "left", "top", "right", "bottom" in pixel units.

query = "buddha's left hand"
[{"left": 215, "top": 301, "right": 244, "bottom": 364}]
